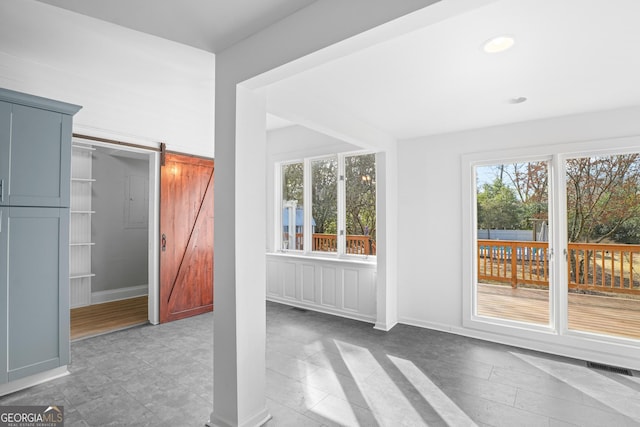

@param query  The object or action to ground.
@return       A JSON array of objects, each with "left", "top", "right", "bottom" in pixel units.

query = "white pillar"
[
  {"left": 208, "top": 80, "right": 270, "bottom": 426},
  {"left": 375, "top": 149, "right": 399, "bottom": 331}
]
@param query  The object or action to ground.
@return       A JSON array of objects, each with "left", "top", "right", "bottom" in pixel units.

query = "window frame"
[
  {"left": 462, "top": 137, "right": 640, "bottom": 352},
  {"left": 276, "top": 150, "right": 377, "bottom": 259}
]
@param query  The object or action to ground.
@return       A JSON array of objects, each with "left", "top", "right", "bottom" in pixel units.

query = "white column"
[
  {"left": 208, "top": 80, "right": 270, "bottom": 426},
  {"left": 375, "top": 149, "right": 399, "bottom": 331}
]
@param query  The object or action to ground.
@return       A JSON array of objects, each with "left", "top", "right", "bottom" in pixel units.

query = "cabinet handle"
[
  {"left": 161, "top": 233, "right": 166, "bottom": 252},
  {"left": 0, "top": 179, "right": 3, "bottom": 202}
]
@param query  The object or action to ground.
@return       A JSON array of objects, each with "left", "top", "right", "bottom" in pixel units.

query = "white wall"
[
  {"left": 397, "top": 106, "right": 640, "bottom": 330},
  {"left": 92, "top": 150, "right": 148, "bottom": 295},
  {"left": 0, "top": 0, "right": 215, "bottom": 157}
]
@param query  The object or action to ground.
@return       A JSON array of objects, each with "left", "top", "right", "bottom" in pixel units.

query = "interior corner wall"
[
  {"left": 0, "top": 0, "right": 215, "bottom": 157},
  {"left": 396, "top": 106, "right": 640, "bottom": 331},
  {"left": 92, "top": 150, "right": 149, "bottom": 295}
]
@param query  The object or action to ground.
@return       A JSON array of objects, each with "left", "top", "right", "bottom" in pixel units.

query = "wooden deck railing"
[
  {"left": 478, "top": 239, "right": 640, "bottom": 295},
  {"left": 478, "top": 240, "right": 549, "bottom": 288},
  {"left": 283, "top": 233, "right": 376, "bottom": 255},
  {"left": 568, "top": 242, "right": 640, "bottom": 295},
  {"left": 313, "top": 233, "right": 376, "bottom": 255}
]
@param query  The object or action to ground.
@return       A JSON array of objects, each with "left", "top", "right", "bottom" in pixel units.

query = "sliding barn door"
[{"left": 160, "top": 153, "right": 214, "bottom": 323}]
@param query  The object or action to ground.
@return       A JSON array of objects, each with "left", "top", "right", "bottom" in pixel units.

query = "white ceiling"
[
  {"left": 267, "top": 0, "right": 640, "bottom": 140},
  {"left": 34, "top": 0, "right": 318, "bottom": 53},
  {"left": 35, "top": 0, "right": 640, "bottom": 141}
]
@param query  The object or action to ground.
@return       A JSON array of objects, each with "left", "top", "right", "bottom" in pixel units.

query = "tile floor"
[{"left": 1, "top": 302, "right": 640, "bottom": 426}]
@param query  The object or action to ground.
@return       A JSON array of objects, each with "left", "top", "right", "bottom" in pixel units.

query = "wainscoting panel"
[
  {"left": 266, "top": 259, "right": 281, "bottom": 296},
  {"left": 302, "top": 264, "right": 315, "bottom": 303},
  {"left": 321, "top": 266, "right": 337, "bottom": 307},
  {"left": 266, "top": 254, "right": 376, "bottom": 322},
  {"left": 343, "top": 269, "right": 359, "bottom": 312},
  {"left": 283, "top": 262, "right": 297, "bottom": 299}
]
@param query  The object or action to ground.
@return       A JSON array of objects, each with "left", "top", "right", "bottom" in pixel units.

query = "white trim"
[
  {"left": 148, "top": 152, "right": 160, "bottom": 325},
  {"left": 267, "top": 251, "right": 376, "bottom": 267},
  {"left": 267, "top": 297, "right": 375, "bottom": 324},
  {"left": 374, "top": 320, "right": 398, "bottom": 331},
  {"left": 207, "top": 409, "right": 271, "bottom": 427},
  {"left": 70, "top": 134, "right": 161, "bottom": 325},
  {"left": 91, "top": 284, "right": 148, "bottom": 305},
  {"left": 0, "top": 366, "right": 68, "bottom": 397}
]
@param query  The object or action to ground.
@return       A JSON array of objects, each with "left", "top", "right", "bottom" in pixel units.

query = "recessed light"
[
  {"left": 483, "top": 36, "right": 515, "bottom": 53},
  {"left": 509, "top": 96, "right": 527, "bottom": 104}
]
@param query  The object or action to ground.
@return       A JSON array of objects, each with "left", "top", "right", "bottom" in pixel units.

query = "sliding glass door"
[
  {"left": 474, "top": 161, "right": 551, "bottom": 326},
  {"left": 565, "top": 153, "right": 640, "bottom": 340}
]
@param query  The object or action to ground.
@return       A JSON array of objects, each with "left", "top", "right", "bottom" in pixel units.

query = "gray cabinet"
[
  {"left": 0, "top": 88, "right": 80, "bottom": 387},
  {"left": 0, "top": 89, "right": 78, "bottom": 208},
  {"left": 0, "top": 207, "right": 70, "bottom": 383}
]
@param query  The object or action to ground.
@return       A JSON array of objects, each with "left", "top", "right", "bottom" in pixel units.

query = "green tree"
[
  {"left": 345, "top": 154, "right": 376, "bottom": 239},
  {"left": 477, "top": 178, "right": 523, "bottom": 230},
  {"left": 282, "top": 162, "right": 303, "bottom": 203},
  {"left": 566, "top": 154, "right": 640, "bottom": 243},
  {"left": 312, "top": 158, "right": 338, "bottom": 234}
]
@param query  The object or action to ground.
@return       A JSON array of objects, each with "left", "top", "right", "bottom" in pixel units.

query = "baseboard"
[
  {"left": 0, "top": 366, "right": 68, "bottom": 397},
  {"left": 91, "top": 284, "right": 148, "bottom": 305},
  {"left": 267, "top": 297, "right": 375, "bottom": 324},
  {"left": 207, "top": 408, "right": 271, "bottom": 427},
  {"left": 374, "top": 320, "right": 399, "bottom": 332}
]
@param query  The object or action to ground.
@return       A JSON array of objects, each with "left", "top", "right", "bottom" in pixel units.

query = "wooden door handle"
[{"left": 161, "top": 233, "right": 167, "bottom": 252}]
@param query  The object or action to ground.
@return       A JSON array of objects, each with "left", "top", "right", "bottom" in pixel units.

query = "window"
[
  {"left": 475, "top": 161, "right": 551, "bottom": 326},
  {"left": 463, "top": 140, "right": 640, "bottom": 353},
  {"left": 278, "top": 153, "right": 376, "bottom": 257},
  {"left": 311, "top": 157, "right": 338, "bottom": 252},
  {"left": 345, "top": 154, "right": 376, "bottom": 255},
  {"left": 281, "top": 162, "right": 304, "bottom": 250}
]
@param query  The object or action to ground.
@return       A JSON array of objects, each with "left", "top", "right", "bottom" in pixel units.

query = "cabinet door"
[
  {"left": 0, "top": 207, "right": 69, "bottom": 383},
  {"left": 0, "top": 207, "right": 7, "bottom": 383},
  {"left": 0, "top": 102, "right": 10, "bottom": 206},
  {"left": 0, "top": 104, "right": 71, "bottom": 207}
]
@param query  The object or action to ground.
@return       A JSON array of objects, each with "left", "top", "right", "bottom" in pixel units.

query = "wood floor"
[
  {"left": 70, "top": 296, "right": 148, "bottom": 341},
  {"left": 478, "top": 283, "right": 640, "bottom": 339}
]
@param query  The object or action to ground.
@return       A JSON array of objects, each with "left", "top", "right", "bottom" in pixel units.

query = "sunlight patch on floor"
[
  {"left": 512, "top": 352, "right": 640, "bottom": 422},
  {"left": 387, "top": 355, "right": 478, "bottom": 427},
  {"left": 334, "top": 340, "right": 423, "bottom": 425}
]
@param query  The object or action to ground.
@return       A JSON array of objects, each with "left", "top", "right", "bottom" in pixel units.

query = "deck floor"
[{"left": 478, "top": 283, "right": 640, "bottom": 340}]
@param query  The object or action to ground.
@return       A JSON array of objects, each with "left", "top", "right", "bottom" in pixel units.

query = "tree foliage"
[
  {"left": 345, "top": 154, "right": 376, "bottom": 238},
  {"left": 311, "top": 158, "right": 338, "bottom": 234},
  {"left": 566, "top": 154, "right": 640, "bottom": 243},
  {"left": 282, "top": 162, "right": 304, "bottom": 203},
  {"left": 478, "top": 155, "right": 640, "bottom": 244},
  {"left": 282, "top": 155, "right": 377, "bottom": 239},
  {"left": 477, "top": 177, "right": 523, "bottom": 230}
]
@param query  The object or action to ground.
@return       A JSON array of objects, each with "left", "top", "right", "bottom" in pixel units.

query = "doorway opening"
[{"left": 69, "top": 137, "right": 160, "bottom": 340}]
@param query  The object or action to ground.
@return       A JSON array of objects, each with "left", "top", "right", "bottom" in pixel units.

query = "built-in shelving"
[{"left": 70, "top": 142, "right": 95, "bottom": 308}]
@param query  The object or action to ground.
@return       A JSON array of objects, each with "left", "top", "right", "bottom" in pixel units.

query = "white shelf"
[
  {"left": 72, "top": 144, "right": 95, "bottom": 151},
  {"left": 70, "top": 144, "right": 94, "bottom": 307},
  {"left": 70, "top": 273, "right": 96, "bottom": 280}
]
